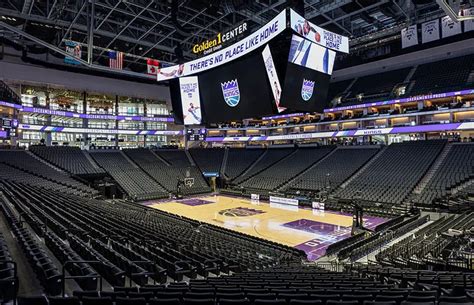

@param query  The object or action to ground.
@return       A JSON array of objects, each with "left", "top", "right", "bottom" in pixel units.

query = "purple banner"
[
  {"left": 262, "top": 113, "right": 305, "bottom": 120},
  {"left": 0, "top": 131, "right": 7, "bottom": 138},
  {"left": 324, "top": 89, "right": 474, "bottom": 113},
  {"left": 0, "top": 101, "right": 174, "bottom": 122}
]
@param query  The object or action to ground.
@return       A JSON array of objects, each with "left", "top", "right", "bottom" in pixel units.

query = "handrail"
[{"left": 61, "top": 260, "right": 103, "bottom": 297}]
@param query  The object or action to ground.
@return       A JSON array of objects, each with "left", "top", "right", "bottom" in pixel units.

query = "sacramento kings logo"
[
  {"left": 218, "top": 207, "right": 265, "bottom": 217},
  {"left": 221, "top": 79, "right": 240, "bottom": 107},
  {"left": 301, "top": 79, "right": 315, "bottom": 101}
]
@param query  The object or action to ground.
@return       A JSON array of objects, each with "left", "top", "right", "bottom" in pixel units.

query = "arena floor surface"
[{"left": 144, "top": 195, "right": 388, "bottom": 260}]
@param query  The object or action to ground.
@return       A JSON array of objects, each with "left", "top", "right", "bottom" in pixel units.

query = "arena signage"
[
  {"left": 157, "top": 10, "right": 286, "bottom": 81},
  {"left": 324, "top": 88, "right": 474, "bottom": 112},
  {"left": 0, "top": 101, "right": 174, "bottom": 122},
  {"left": 192, "top": 22, "right": 248, "bottom": 55},
  {"left": 269, "top": 196, "right": 299, "bottom": 206},
  {"left": 18, "top": 124, "right": 183, "bottom": 135},
  {"left": 289, "top": 9, "right": 349, "bottom": 54},
  {"left": 205, "top": 122, "right": 474, "bottom": 142}
]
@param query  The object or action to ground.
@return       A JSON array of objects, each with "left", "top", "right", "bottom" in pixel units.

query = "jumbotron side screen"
[{"left": 198, "top": 52, "right": 275, "bottom": 123}]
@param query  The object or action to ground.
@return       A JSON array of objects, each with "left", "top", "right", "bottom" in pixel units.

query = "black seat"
[
  {"left": 149, "top": 298, "right": 181, "bottom": 305},
  {"left": 18, "top": 296, "right": 48, "bottom": 305},
  {"left": 439, "top": 296, "right": 470, "bottom": 303},
  {"left": 400, "top": 302, "right": 435, "bottom": 305},
  {"left": 116, "top": 297, "right": 147, "bottom": 305},
  {"left": 72, "top": 290, "right": 100, "bottom": 299},
  {"left": 327, "top": 301, "right": 359, "bottom": 305},
  {"left": 364, "top": 302, "right": 396, "bottom": 305},
  {"left": 183, "top": 298, "right": 215, "bottom": 305},
  {"left": 254, "top": 299, "right": 287, "bottom": 305},
  {"left": 219, "top": 298, "right": 251, "bottom": 305},
  {"left": 289, "top": 300, "right": 323, "bottom": 305},
  {"left": 81, "top": 296, "right": 113, "bottom": 305},
  {"left": 48, "top": 296, "right": 80, "bottom": 305},
  {"left": 100, "top": 291, "right": 127, "bottom": 300}
]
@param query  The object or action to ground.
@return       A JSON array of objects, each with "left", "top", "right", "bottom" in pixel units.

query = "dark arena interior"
[{"left": 1, "top": 0, "right": 474, "bottom": 304}]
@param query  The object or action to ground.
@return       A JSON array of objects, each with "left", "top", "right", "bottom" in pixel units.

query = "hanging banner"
[
  {"left": 463, "top": 8, "right": 474, "bottom": 32},
  {"left": 401, "top": 25, "right": 419, "bottom": 48},
  {"left": 441, "top": 16, "right": 462, "bottom": 38},
  {"left": 157, "top": 10, "right": 286, "bottom": 81},
  {"left": 179, "top": 76, "right": 202, "bottom": 125},
  {"left": 289, "top": 9, "right": 349, "bottom": 54},
  {"left": 262, "top": 45, "right": 286, "bottom": 113},
  {"left": 64, "top": 41, "right": 82, "bottom": 65},
  {"left": 421, "top": 19, "right": 440, "bottom": 43}
]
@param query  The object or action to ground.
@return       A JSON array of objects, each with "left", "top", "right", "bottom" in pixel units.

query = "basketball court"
[{"left": 144, "top": 195, "right": 388, "bottom": 260}]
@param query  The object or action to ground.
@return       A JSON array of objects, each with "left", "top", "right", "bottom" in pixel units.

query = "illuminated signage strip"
[
  {"left": 18, "top": 124, "right": 183, "bottom": 136},
  {"left": 157, "top": 10, "right": 286, "bottom": 81},
  {"left": 0, "top": 101, "right": 174, "bottom": 122},
  {"left": 324, "top": 89, "right": 474, "bottom": 113},
  {"left": 205, "top": 122, "right": 473, "bottom": 142}
]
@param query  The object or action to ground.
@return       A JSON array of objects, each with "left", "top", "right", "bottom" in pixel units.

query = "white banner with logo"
[
  {"left": 289, "top": 9, "right": 349, "bottom": 54},
  {"left": 421, "top": 19, "right": 440, "bottom": 43},
  {"left": 441, "top": 16, "right": 462, "bottom": 38},
  {"left": 463, "top": 8, "right": 474, "bottom": 32},
  {"left": 269, "top": 196, "right": 299, "bottom": 206},
  {"left": 401, "top": 25, "right": 418, "bottom": 48},
  {"left": 262, "top": 45, "right": 286, "bottom": 113},
  {"left": 179, "top": 76, "right": 202, "bottom": 125},
  {"left": 251, "top": 194, "right": 260, "bottom": 201},
  {"left": 157, "top": 11, "right": 286, "bottom": 81}
]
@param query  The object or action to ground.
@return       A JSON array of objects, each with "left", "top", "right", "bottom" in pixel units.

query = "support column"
[
  {"left": 114, "top": 95, "right": 119, "bottom": 148},
  {"left": 82, "top": 92, "right": 89, "bottom": 147},
  {"left": 143, "top": 100, "right": 147, "bottom": 148}
]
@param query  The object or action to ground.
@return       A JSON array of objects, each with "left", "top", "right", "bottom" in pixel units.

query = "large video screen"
[
  {"left": 198, "top": 52, "right": 275, "bottom": 123},
  {"left": 179, "top": 76, "right": 203, "bottom": 125},
  {"left": 288, "top": 35, "right": 336, "bottom": 75},
  {"left": 280, "top": 62, "right": 331, "bottom": 112}
]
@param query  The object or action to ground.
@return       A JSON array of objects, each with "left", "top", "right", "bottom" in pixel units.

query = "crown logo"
[
  {"left": 303, "top": 79, "right": 315, "bottom": 87},
  {"left": 301, "top": 78, "right": 315, "bottom": 102},
  {"left": 221, "top": 79, "right": 240, "bottom": 107}
]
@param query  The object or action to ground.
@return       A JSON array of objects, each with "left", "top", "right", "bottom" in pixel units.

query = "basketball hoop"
[{"left": 436, "top": 0, "right": 474, "bottom": 22}]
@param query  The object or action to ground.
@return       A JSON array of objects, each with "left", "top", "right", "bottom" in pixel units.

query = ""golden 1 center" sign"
[{"left": 192, "top": 23, "right": 248, "bottom": 55}]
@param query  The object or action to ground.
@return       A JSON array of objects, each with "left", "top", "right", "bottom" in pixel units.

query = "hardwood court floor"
[{"left": 147, "top": 195, "right": 388, "bottom": 260}]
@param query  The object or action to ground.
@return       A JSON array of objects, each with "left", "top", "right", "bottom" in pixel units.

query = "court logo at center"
[
  {"left": 218, "top": 207, "right": 265, "bottom": 217},
  {"left": 301, "top": 79, "right": 315, "bottom": 101},
  {"left": 221, "top": 79, "right": 240, "bottom": 107}
]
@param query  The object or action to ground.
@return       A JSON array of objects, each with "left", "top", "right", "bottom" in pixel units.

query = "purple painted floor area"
[
  {"left": 287, "top": 214, "right": 389, "bottom": 261},
  {"left": 177, "top": 198, "right": 214, "bottom": 206}
]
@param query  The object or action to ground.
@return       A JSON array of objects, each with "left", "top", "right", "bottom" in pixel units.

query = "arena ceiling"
[{"left": 0, "top": 0, "right": 467, "bottom": 69}]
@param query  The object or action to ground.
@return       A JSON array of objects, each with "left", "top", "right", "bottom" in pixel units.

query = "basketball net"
[{"left": 436, "top": 0, "right": 474, "bottom": 22}]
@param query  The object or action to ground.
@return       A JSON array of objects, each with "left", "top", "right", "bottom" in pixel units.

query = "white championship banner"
[
  {"left": 401, "top": 25, "right": 418, "bottom": 48},
  {"left": 421, "top": 19, "right": 440, "bottom": 43},
  {"left": 179, "top": 76, "right": 202, "bottom": 125},
  {"left": 262, "top": 45, "right": 286, "bottom": 113},
  {"left": 441, "top": 16, "right": 462, "bottom": 38},
  {"left": 157, "top": 10, "right": 286, "bottom": 81},
  {"left": 312, "top": 201, "right": 325, "bottom": 211},
  {"left": 289, "top": 9, "right": 349, "bottom": 54},
  {"left": 464, "top": 8, "right": 474, "bottom": 32},
  {"left": 269, "top": 196, "right": 299, "bottom": 206}
]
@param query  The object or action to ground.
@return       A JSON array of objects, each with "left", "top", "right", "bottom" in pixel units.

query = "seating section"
[
  {"left": 190, "top": 148, "right": 225, "bottom": 173},
  {"left": 377, "top": 212, "right": 474, "bottom": 269},
  {"left": 417, "top": 143, "right": 474, "bottom": 205},
  {"left": 90, "top": 151, "right": 168, "bottom": 201},
  {"left": 0, "top": 80, "right": 21, "bottom": 104},
  {"left": 125, "top": 149, "right": 210, "bottom": 195},
  {"left": 30, "top": 146, "right": 105, "bottom": 176},
  {"left": 333, "top": 140, "right": 446, "bottom": 204},
  {"left": 343, "top": 68, "right": 411, "bottom": 104},
  {"left": 0, "top": 150, "right": 97, "bottom": 196},
  {"left": 0, "top": 232, "right": 18, "bottom": 303},
  {"left": 409, "top": 54, "right": 474, "bottom": 95},
  {"left": 239, "top": 147, "right": 335, "bottom": 191},
  {"left": 224, "top": 148, "right": 265, "bottom": 180},
  {"left": 0, "top": 181, "right": 302, "bottom": 293},
  {"left": 233, "top": 148, "right": 296, "bottom": 185},
  {"left": 326, "top": 79, "right": 353, "bottom": 104},
  {"left": 285, "top": 147, "right": 380, "bottom": 194}
]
